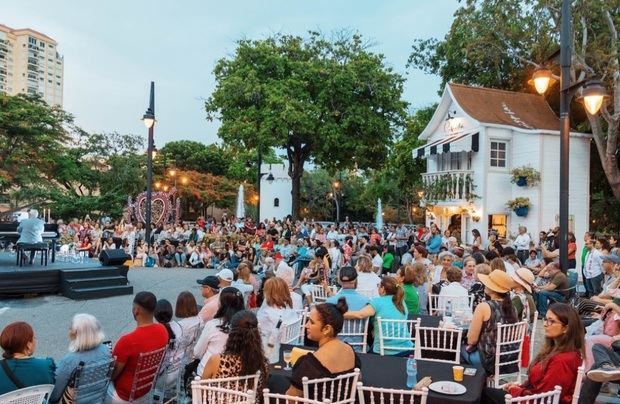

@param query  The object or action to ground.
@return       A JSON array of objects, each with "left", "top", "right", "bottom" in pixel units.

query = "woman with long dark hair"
[
  {"left": 344, "top": 276, "right": 412, "bottom": 355},
  {"left": 201, "top": 310, "right": 268, "bottom": 393},
  {"left": 287, "top": 298, "right": 360, "bottom": 397},
  {"left": 193, "top": 287, "right": 245, "bottom": 376},
  {"left": 462, "top": 270, "right": 518, "bottom": 375},
  {"left": 481, "top": 303, "right": 584, "bottom": 404}
]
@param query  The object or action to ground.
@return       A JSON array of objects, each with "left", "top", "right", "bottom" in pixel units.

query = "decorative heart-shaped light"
[{"left": 135, "top": 192, "right": 172, "bottom": 226}]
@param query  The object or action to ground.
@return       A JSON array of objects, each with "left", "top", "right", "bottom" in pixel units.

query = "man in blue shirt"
[
  {"left": 17, "top": 209, "right": 45, "bottom": 265},
  {"left": 327, "top": 266, "right": 370, "bottom": 352}
]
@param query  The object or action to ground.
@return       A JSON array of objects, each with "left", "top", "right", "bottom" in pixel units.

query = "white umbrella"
[
  {"left": 375, "top": 198, "right": 383, "bottom": 230},
  {"left": 236, "top": 184, "right": 245, "bottom": 219}
]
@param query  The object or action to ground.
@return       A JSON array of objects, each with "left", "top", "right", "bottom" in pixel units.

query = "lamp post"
[
  {"left": 530, "top": 0, "right": 608, "bottom": 272},
  {"left": 142, "top": 81, "right": 156, "bottom": 247},
  {"left": 332, "top": 181, "right": 341, "bottom": 225}
]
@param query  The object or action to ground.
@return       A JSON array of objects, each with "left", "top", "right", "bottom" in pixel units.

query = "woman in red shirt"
[{"left": 481, "top": 302, "right": 584, "bottom": 404}]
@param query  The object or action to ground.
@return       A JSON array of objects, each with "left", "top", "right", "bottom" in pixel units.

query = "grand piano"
[{"left": 0, "top": 222, "right": 60, "bottom": 263}]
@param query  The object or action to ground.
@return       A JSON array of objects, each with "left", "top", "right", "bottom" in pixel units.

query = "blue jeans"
[
  {"left": 536, "top": 290, "right": 565, "bottom": 316},
  {"left": 579, "top": 343, "right": 620, "bottom": 403},
  {"left": 585, "top": 274, "right": 604, "bottom": 297},
  {"left": 460, "top": 345, "right": 482, "bottom": 367}
]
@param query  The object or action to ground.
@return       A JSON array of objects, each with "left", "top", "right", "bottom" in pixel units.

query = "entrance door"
[{"left": 449, "top": 214, "right": 462, "bottom": 243}]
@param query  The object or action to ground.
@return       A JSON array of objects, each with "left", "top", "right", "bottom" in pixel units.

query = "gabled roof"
[
  {"left": 449, "top": 83, "right": 560, "bottom": 131},
  {"left": 419, "top": 83, "right": 564, "bottom": 140}
]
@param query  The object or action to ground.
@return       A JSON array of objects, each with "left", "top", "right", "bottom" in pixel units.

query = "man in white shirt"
[
  {"left": 326, "top": 225, "right": 339, "bottom": 241},
  {"left": 273, "top": 252, "right": 294, "bottom": 287},
  {"left": 584, "top": 239, "right": 604, "bottom": 296},
  {"left": 514, "top": 226, "right": 532, "bottom": 265}
]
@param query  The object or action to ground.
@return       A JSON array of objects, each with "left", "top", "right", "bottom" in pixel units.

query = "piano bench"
[{"left": 16, "top": 243, "right": 49, "bottom": 267}]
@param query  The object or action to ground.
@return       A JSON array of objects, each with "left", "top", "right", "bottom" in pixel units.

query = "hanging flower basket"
[
  {"left": 514, "top": 207, "right": 529, "bottom": 217},
  {"left": 510, "top": 166, "right": 541, "bottom": 187}
]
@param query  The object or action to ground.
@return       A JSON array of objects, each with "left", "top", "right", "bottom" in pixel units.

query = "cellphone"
[{"left": 464, "top": 368, "right": 477, "bottom": 376}]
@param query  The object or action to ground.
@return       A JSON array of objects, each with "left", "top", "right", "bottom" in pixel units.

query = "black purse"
[{"left": 1, "top": 359, "right": 25, "bottom": 389}]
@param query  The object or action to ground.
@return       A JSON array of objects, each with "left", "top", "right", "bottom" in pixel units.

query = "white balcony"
[{"left": 421, "top": 170, "right": 476, "bottom": 204}]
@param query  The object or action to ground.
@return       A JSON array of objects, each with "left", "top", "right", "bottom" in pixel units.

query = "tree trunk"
[
  {"left": 590, "top": 106, "right": 620, "bottom": 202},
  {"left": 287, "top": 143, "right": 309, "bottom": 220}
]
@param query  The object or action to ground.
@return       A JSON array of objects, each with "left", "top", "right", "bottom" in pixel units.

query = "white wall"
[{"left": 259, "top": 163, "right": 292, "bottom": 222}]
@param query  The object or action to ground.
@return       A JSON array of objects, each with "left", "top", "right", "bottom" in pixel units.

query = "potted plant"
[
  {"left": 510, "top": 166, "right": 541, "bottom": 187},
  {"left": 507, "top": 197, "right": 531, "bottom": 217}
]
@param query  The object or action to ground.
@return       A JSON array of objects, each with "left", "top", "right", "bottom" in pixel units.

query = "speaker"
[{"left": 99, "top": 249, "right": 132, "bottom": 266}]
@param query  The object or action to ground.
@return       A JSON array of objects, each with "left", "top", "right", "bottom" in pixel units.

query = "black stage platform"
[{"left": 0, "top": 252, "right": 133, "bottom": 299}]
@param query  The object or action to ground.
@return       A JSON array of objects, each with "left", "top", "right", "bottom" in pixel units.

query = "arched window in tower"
[{"left": 274, "top": 198, "right": 280, "bottom": 207}]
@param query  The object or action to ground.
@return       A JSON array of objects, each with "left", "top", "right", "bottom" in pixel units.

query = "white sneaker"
[{"left": 587, "top": 364, "right": 620, "bottom": 382}]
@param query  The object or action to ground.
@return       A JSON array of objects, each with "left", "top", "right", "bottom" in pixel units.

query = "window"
[
  {"left": 450, "top": 152, "right": 461, "bottom": 170},
  {"left": 274, "top": 198, "right": 280, "bottom": 207},
  {"left": 488, "top": 214, "right": 507, "bottom": 238},
  {"left": 28, "top": 37, "right": 37, "bottom": 45},
  {"left": 490, "top": 141, "right": 507, "bottom": 168}
]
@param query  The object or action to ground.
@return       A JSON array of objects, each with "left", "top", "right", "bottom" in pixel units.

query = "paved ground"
[{"left": 0, "top": 265, "right": 217, "bottom": 360}]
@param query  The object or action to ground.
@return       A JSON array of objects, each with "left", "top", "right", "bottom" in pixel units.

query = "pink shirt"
[{"left": 198, "top": 293, "right": 220, "bottom": 323}]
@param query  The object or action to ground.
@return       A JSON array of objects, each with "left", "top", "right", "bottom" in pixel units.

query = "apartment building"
[{"left": 0, "top": 24, "right": 64, "bottom": 106}]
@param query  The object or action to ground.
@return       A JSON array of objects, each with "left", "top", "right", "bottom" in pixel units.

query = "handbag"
[{"left": 1, "top": 359, "right": 25, "bottom": 389}]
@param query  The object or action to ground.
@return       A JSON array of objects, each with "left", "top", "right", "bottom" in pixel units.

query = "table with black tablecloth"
[{"left": 268, "top": 345, "right": 486, "bottom": 404}]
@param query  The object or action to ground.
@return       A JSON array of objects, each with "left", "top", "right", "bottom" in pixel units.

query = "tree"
[
  {"left": 206, "top": 31, "right": 408, "bottom": 218},
  {"left": 0, "top": 93, "right": 73, "bottom": 204},
  {"left": 408, "top": 0, "right": 620, "bottom": 228}
]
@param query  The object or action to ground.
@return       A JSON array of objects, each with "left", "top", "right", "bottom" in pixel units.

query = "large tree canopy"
[
  {"left": 205, "top": 31, "right": 408, "bottom": 218},
  {"left": 408, "top": 0, "right": 620, "bottom": 223}
]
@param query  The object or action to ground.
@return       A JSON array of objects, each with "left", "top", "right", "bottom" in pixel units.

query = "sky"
[{"left": 3, "top": 0, "right": 460, "bottom": 147}]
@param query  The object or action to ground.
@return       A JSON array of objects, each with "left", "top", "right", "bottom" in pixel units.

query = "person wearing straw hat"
[
  {"left": 462, "top": 270, "right": 518, "bottom": 375},
  {"left": 510, "top": 267, "right": 536, "bottom": 324}
]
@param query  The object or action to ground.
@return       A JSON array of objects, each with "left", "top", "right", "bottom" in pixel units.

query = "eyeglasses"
[{"left": 543, "top": 317, "right": 565, "bottom": 326}]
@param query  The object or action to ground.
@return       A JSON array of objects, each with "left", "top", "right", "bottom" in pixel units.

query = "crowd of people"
[{"left": 3, "top": 214, "right": 620, "bottom": 403}]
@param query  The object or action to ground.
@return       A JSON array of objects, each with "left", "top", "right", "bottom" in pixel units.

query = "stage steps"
[{"left": 60, "top": 266, "right": 133, "bottom": 300}]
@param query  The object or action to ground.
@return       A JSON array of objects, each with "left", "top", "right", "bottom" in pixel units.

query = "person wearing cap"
[
  {"left": 462, "top": 270, "right": 519, "bottom": 375},
  {"left": 273, "top": 252, "right": 294, "bottom": 287},
  {"left": 197, "top": 276, "right": 221, "bottom": 323},
  {"left": 534, "top": 263, "right": 569, "bottom": 317},
  {"left": 510, "top": 267, "right": 536, "bottom": 324},
  {"left": 326, "top": 266, "right": 370, "bottom": 311},
  {"left": 215, "top": 268, "right": 253, "bottom": 301}
]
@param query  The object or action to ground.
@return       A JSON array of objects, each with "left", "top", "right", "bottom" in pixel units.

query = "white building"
[
  {"left": 414, "top": 83, "right": 591, "bottom": 246},
  {"left": 0, "top": 24, "right": 64, "bottom": 106},
  {"left": 259, "top": 163, "right": 292, "bottom": 222}
]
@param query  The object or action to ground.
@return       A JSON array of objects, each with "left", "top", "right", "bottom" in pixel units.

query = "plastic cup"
[{"left": 452, "top": 365, "right": 464, "bottom": 382}]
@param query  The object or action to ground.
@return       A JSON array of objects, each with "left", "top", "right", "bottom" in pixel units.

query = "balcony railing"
[{"left": 422, "top": 170, "right": 477, "bottom": 203}]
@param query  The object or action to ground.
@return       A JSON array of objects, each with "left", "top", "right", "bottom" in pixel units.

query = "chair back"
[
  {"left": 339, "top": 318, "right": 370, "bottom": 353},
  {"left": 302, "top": 368, "right": 360, "bottom": 404},
  {"left": 414, "top": 325, "right": 462, "bottom": 364},
  {"left": 127, "top": 346, "right": 167, "bottom": 401},
  {"left": 0, "top": 384, "right": 54, "bottom": 404},
  {"left": 428, "top": 293, "right": 473, "bottom": 315},
  {"left": 263, "top": 388, "right": 332, "bottom": 404},
  {"left": 192, "top": 371, "right": 261, "bottom": 393},
  {"left": 529, "top": 310, "right": 539, "bottom": 364},
  {"left": 377, "top": 317, "right": 418, "bottom": 356},
  {"left": 356, "top": 382, "right": 428, "bottom": 404},
  {"left": 490, "top": 321, "right": 528, "bottom": 388},
  {"left": 190, "top": 384, "right": 255, "bottom": 404},
  {"left": 151, "top": 337, "right": 195, "bottom": 404},
  {"left": 310, "top": 285, "right": 337, "bottom": 304},
  {"left": 72, "top": 357, "right": 116, "bottom": 403},
  {"left": 281, "top": 316, "right": 304, "bottom": 345},
  {"left": 571, "top": 366, "right": 585, "bottom": 404},
  {"left": 504, "top": 385, "right": 562, "bottom": 404}
]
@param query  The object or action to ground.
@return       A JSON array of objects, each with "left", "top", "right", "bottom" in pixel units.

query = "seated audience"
[
  {"left": 345, "top": 276, "right": 412, "bottom": 355},
  {"left": 581, "top": 343, "right": 620, "bottom": 403},
  {"left": 482, "top": 303, "right": 584, "bottom": 404},
  {"left": 355, "top": 255, "right": 381, "bottom": 298},
  {"left": 197, "top": 276, "right": 221, "bottom": 323},
  {"left": 194, "top": 287, "right": 245, "bottom": 376},
  {"left": 107, "top": 291, "right": 168, "bottom": 402},
  {"left": 510, "top": 267, "right": 536, "bottom": 324},
  {"left": 201, "top": 310, "right": 269, "bottom": 393},
  {"left": 469, "top": 263, "right": 492, "bottom": 311},
  {"left": 51, "top": 314, "right": 112, "bottom": 403},
  {"left": 462, "top": 270, "right": 518, "bottom": 375},
  {"left": 0, "top": 322, "right": 55, "bottom": 395},
  {"left": 257, "top": 277, "right": 298, "bottom": 360},
  {"left": 412, "top": 262, "right": 430, "bottom": 315},
  {"left": 174, "top": 291, "right": 201, "bottom": 339},
  {"left": 154, "top": 299, "right": 178, "bottom": 343},
  {"left": 286, "top": 299, "right": 360, "bottom": 397},
  {"left": 534, "top": 262, "right": 569, "bottom": 317},
  {"left": 396, "top": 265, "right": 419, "bottom": 315},
  {"left": 461, "top": 256, "right": 477, "bottom": 290}
]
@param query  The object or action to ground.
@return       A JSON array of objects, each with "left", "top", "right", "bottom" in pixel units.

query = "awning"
[{"left": 412, "top": 132, "right": 479, "bottom": 158}]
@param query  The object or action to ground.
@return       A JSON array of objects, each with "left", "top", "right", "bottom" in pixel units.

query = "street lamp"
[
  {"left": 530, "top": 0, "right": 609, "bottom": 272},
  {"left": 181, "top": 177, "right": 188, "bottom": 185},
  {"left": 142, "top": 81, "right": 156, "bottom": 247}
]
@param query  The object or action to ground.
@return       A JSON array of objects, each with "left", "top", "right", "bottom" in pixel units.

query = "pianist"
[{"left": 17, "top": 209, "right": 45, "bottom": 265}]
